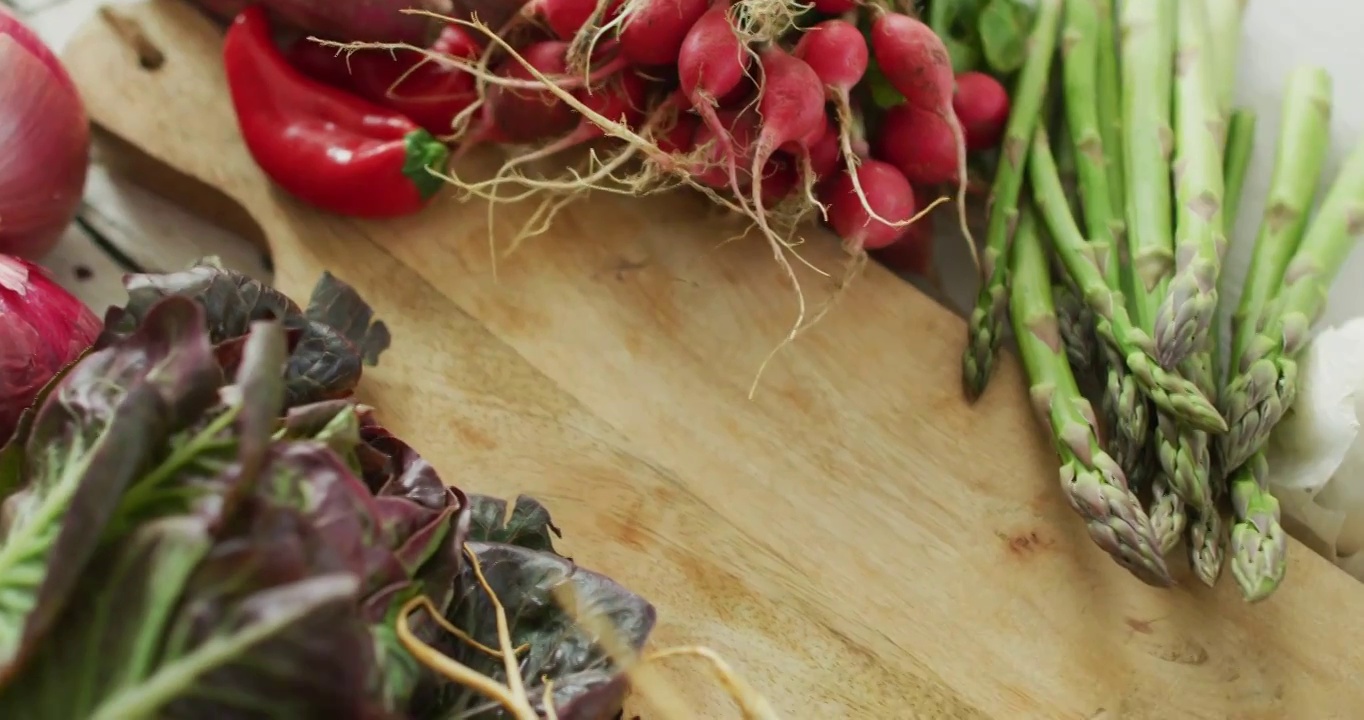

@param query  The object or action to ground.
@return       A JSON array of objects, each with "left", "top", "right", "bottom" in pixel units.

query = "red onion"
[
  {"left": 1, "top": 254, "right": 100, "bottom": 443},
  {"left": 0, "top": 7, "right": 90, "bottom": 260}
]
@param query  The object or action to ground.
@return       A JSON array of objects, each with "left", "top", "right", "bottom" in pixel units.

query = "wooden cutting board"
[{"left": 62, "top": 1, "right": 1364, "bottom": 716}]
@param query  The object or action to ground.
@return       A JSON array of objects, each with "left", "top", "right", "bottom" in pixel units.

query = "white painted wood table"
[{"left": 13, "top": 0, "right": 1364, "bottom": 330}]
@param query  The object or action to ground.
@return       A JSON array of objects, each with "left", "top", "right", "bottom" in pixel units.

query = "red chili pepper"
[
  {"left": 223, "top": 7, "right": 448, "bottom": 218},
  {"left": 284, "top": 27, "right": 481, "bottom": 136}
]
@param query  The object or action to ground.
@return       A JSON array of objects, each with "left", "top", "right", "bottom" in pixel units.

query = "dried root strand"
[
  {"left": 395, "top": 595, "right": 538, "bottom": 720},
  {"left": 310, "top": 36, "right": 626, "bottom": 94},
  {"left": 393, "top": 9, "right": 843, "bottom": 399},
  {"left": 644, "top": 646, "right": 781, "bottom": 720},
  {"left": 550, "top": 582, "right": 783, "bottom": 720},
  {"left": 565, "top": 0, "right": 621, "bottom": 76},
  {"left": 728, "top": 0, "right": 812, "bottom": 45}
]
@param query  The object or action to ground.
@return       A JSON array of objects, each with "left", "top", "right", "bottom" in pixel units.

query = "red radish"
[
  {"left": 873, "top": 103, "right": 959, "bottom": 185},
  {"left": 284, "top": 39, "right": 354, "bottom": 87},
  {"left": 792, "top": 19, "right": 868, "bottom": 102},
  {"left": 678, "top": 2, "right": 748, "bottom": 196},
  {"left": 760, "top": 156, "right": 798, "bottom": 205},
  {"left": 803, "top": 122, "right": 841, "bottom": 179},
  {"left": 354, "top": 27, "right": 482, "bottom": 135},
  {"left": 691, "top": 108, "right": 760, "bottom": 189},
  {"left": 952, "top": 71, "right": 1010, "bottom": 150},
  {"left": 619, "top": 0, "right": 711, "bottom": 67},
  {"left": 871, "top": 204, "right": 935, "bottom": 276},
  {"left": 285, "top": 30, "right": 483, "bottom": 136},
  {"left": 716, "top": 74, "right": 757, "bottom": 108},
  {"left": 525, "top": 0, "right": 626, "bottom": 40},
  {"left": 779, "top": 109, "right": 828, "bottom": 157},
  {"left": 487, "top": 41, "right": 581, "bottom": 144},
  {"left": 657, "top": 113, "right": 700, "bottom": 154},
  {"left": 793, "top": 19, "right": 890, "bottom": 223},
  {"left": 812, "top": 0, "right": 857, "bottom": 12},
  {"left": 748, "top": 46, "right": 825, "bottom": 231},
  {"left": 869, "top": 11, "right": 973, "bottom": 248},
  {"left": 499, "top": 71, "right": 650, "bottom": 173},
  {"left": 820, "top": 160, "right": 918, "bottom": 251}
]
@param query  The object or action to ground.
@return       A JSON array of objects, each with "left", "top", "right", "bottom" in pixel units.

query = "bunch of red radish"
[{"left": 295, "top": 0, "right": 1010, "bottom": 277}]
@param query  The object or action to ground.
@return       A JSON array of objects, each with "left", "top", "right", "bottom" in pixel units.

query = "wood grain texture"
[{"left": 62, "top": 2, "right": 1364, "bottom": 717}]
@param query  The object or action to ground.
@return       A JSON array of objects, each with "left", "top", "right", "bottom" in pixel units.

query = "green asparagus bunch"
[
  {"left": 971, "top": 0, "right": 1364, "bottom": 603},
  {"left": 1010, "top": 204, "right": 1173, "bottom": 586}
]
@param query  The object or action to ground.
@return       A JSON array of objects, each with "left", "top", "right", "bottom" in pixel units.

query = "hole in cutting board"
[
  {"left": 98, "top": 6, "right": 165, "bottom": 70},
  {"left": 90, "top": 126, "right": 271, "bottom": 262}
]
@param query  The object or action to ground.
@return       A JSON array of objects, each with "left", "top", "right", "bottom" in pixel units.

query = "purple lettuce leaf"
[
  {"left": 100, "top": 259, "right": 389, "bottom": 408},
  {"left": 421, "top": 542, "right": 656, "bottom": 720},
  {"left": 468, "top": 494, "right": 561, "bottom": 553},
  {"left": 0, "top": 297, "right": 222, "bottom": 683}
]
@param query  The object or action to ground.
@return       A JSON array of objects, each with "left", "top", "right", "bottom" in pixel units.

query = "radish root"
[
  {"left": 729, "top": 0, "right": 812, "bottom": 44},
  {"left": 550, "top": 581, "right": 783, "bottom": 720},
  {"left": 566, "top": 0, "right": 620, "bottom": 77},
  {"left": 403, "top": 11, "right": 825, "bottom": 386}
]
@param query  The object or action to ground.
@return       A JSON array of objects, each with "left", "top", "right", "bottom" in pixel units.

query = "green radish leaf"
[
  {"left": 422, "top": 542, "right": 656, "bottom": 719},
  {"left": 944, "top": 35, "right": 983, "bottom": 74},
  {"left": 929, "top": 0, "right": 988, "bottom": 72},
  {"left": 0, "top": 297, "right": 221, "bottom": 678},
  {"left": 864, "top": 57, "right": 906, "bottom": 109},
  {"left": 978, "top": 0, "right": 1033, "bottom": 75}
]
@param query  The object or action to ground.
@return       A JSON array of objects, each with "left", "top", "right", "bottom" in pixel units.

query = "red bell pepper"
[
  {"left": 222, "top": 6, "right": 449, "bottom": 219},
  {"left": 284, "top": 26, "right": 481, "bottom": 136}
]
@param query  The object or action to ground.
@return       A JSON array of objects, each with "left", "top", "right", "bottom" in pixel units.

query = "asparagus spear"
[
  {"left": 1055, "top": 282, "right": 1097, "bottom": 372},
  {"left": 1148, "top": 474, "right": 1187, "bottom": 555},
  {"left": 1093, "top": 0, "right": 1125, "bottom": 213},
  {"left": 1010, "top": 204, "right": 1173, "bottom": 586},
  {"left": 1183, "top": 110, "right": 1255, "bottom": 587},
  {"left": 1061, "top": 0, "right": 1147, "bottom": 478},
  {"left": 1204, "top": 0, "right": 1247, "bottom": 120},
  {"left": 1029, "top": 126, "right": 1227, "bottom": 433},
  {"left": 1221, "top": 131, "right": 1364, "bottom": 469},
  {"left": 1228, "top": 452, "right": 1285, "bottom": 601},
  {"left": 1221, "top": 110, "right": 1257, "bottom": 241},
  {"left": 1119, "top": 0, "right": 1176, "bottom": 336},
  {"left": 1183, "top": 11, "right": 1253, "bottom": 586},
  {"left": 1228, "top": 68, "right": 1332, "bottom": 373},
  {"left": 962, "top": 0, "right": 1064, "bottom": 399},
  {"left": 1154, "top": 367, "right": 1214, "bottom": 513},
  {"left": 1152, "top": 0, "right": 1227, "bottom": 368},
  {"left": 1188, "top": 498, "right": 1227, "bottom": 586}
]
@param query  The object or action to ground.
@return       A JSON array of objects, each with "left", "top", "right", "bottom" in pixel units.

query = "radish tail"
[
  {"left": 799, "top": 152, "right": 826, "bottom": 220},
  {"left": 948, "top": 115, "right": 979, "bottom": 269},
  {"left": 833, "top": 94, "right": 909, "bottom": 228}
]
